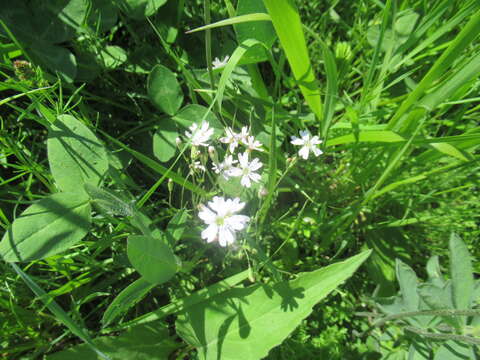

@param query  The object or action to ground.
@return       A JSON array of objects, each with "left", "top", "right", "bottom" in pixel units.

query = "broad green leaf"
[
  {"left": 449, "top": 234, "right": 473, "bottom": 311},
  {"left": 262, "top": 0, "right": 322, "bottom": 120},
  {"left": 99, "top": 45, "right": 127, "bottom": 69},
  {"left": 396, "top": 259, "right": 419, "bottom": 312},
  {"left": 0, "top": 192, "right": 91, "bottom": 262},
  {"left": 153, "top": 120, "right": 177, "bottom": 162},
  {"left": 116, "top": 0, "right": 167, "bottom": 19},
  {"left": 84, "top": 184, "right": 134, "bottom": 217},
  {"left": 87, "top": 0, "right": 118, "bottom": 32},
  {"left": 48, "top": 115, "right": 109, "bottom": 194},
  {"left": 147, "top": 64, "right": 183, "bottom": 115},
  {"left": 235, "top": 0, "right": 275, "bottom": 63},
  {"left": 127, "top": 235, "right": 178, "bottom": 284},
  {"left": 30, "top": 43, "right": 77, "bottom": 83},
  {"left": 102, "top": 278, "right": 156, "bottom": 327},
  {"left": 434, "top": 341, "right": 475, "bottom": 360},
  {"left": 173, "top": 104, "right": 223, "bottom": 133},
  {"left": 176, "top": 250, "right": 371, "bottom": 360},
  {"left": 46, "top": 322, "right": 178, "bottom": 360}
]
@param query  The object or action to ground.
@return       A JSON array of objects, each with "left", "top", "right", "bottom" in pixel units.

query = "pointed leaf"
[
  {"left": 0, "top": 193, "right": 91, "bottom": 262},
  {"left": 102, "top": 278, "right": 156, "bottom": 327},
  {"left": 449, "top": 234, "right": 474, "bottom": 310},
  {"left": 48, "top": 115, "right": 109, "bottom": 194},
  {"left": 176, "top": 250, "right": 371, "bottom": 360},
  {"left": 396, "top": 259, "right": 419, "bottom": 312}
]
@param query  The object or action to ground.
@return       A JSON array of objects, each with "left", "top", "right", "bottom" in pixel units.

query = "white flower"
[
  {"left": 198, "top": 196, "right": 249, "bottom": 246},
  {"left": 229, "top": 152, "right": 262, "bottom": 188},
  {"left": 219, "top": 127, "right": 241, "bottom": 153},
  {"left": 192, "top": 161, "right": 206, "bottom": 172},
  {"left": 243, "top": 135, "right": 263, "bottom": 152},
  {"left": 212, "top": 154, "right": 237, "bottom": 180},
  {"left": 238, "top": 126, "right": 250, "bottom": 143},
  {"left": 290, "top": 130, "right": 323, "bottom": 160},
  {"left": 212, "top": 55, "right": 230, "bottom": 70},
  {"left": 185, "top": 121, "right": 214, "bottom": 147}
]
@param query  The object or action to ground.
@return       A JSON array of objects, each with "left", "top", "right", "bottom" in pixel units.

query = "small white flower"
[
  {"left": 192, "top": 161, "right": 206, "bottom": 172},
  {"left": 229, "top": 152, "right": 262, "bottom": 188},
  {"left": 212, "top": 154, "right": 237, "bottom": 180},
  {"left": 290, "top": 130, "right": 323, "bottom": 160},
  {"left": 238, "top": 126, "right": 250, "bottom": 143},
  {"left": 212, "top": 55, "right": 230, "bottom": 70},
  {"left": 219, "top": 127, "right": 241, "bottom": 153},
  {"left": 198, "top": 196, "right": 249, "bottom": 246},
  {"left": 185, "top": 121, "right": 214, "bottom": 147},
  {"left": 243, "top": 135, "right": 263, "bottom": 152}
]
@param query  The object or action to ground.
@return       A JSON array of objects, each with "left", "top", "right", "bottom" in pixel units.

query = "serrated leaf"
[
  {"left": 127, "top": 235, "right": 178, "bottom": 284},
  {"left": 449, "top": 234, "right": 474, "bottom": 311},
  {"left": 48, "top": 115, "right": 109, "bottom": 194},
  {"left": 147, "top": 64, "right": 183, "bottom": 115},
  {"left": 46, "top": 321, "right": 178, "bottom": 360},
  {"left": 176, "top": 250, "right": 371, "bottom": 360},
  {"left": 0, "top": 193, "right": 91, "bottom": 262},
  {"left": 102, "top": 278, "right": 155, "bottom": 327}
]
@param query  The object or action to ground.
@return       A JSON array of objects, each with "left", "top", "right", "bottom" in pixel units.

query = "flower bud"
[{"left": 175, "top": 137, "right": 182, "bottom": 147}]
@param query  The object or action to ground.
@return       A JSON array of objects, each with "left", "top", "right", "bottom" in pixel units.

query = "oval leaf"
[
  {"left": 0, "top": 193, "right": 91, "bottom": 262},
  {"left": 173, "top": 104, "right": 223, "bottom": 134},
  {"left": 147, "top": 64, "right": 183, "bottom": 115},
  {"left": 176, "top": 250, "right": 371, "bottom": 360},
  {"left": 153, "top": 120, "right": 178, "bottom": 162},
  {"left": 127, "top": 235, "right": 178, "bottom": 284},
  {"left": 48, "top": 115, "right": 109, "bottom": 194}
]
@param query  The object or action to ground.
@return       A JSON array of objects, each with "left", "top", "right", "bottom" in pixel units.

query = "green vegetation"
[{"left": 1, "top": 0, "right": 479, "bottom": 359}]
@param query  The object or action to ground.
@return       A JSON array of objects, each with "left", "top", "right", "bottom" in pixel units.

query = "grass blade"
[{"left": 263, "top": 0, "right": 322, "bottom": 120}]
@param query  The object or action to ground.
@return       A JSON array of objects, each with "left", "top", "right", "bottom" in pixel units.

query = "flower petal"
[{"left": 298, "top": 146, "right": 310, "bottom": 159}]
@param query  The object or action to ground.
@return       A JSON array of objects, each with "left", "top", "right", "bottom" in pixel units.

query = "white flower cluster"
[
  {"left": 184, "top": 122, "right": 265, "bottom": 246},
  {"left": 185, "top": 122, "right": 264, "bottom": 189},
  {"left": 184, "top": 121, "right": 323, "bottom": 247}
]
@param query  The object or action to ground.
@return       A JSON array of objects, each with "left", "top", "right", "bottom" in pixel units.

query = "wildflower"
[
  {"left": 212, "top": 154, "right": 237, "bottom": 180},
  {"left": 219, "top": 127, "right": 241, "bottom": 153},
  {"left": 185, "top": 121, "right": 214, "bottom": 147},
  {"left": 229, "top": 152, "right": 262, "bottom": 188},
  {"left": 243, "top": 135, "right": 263, "bottom": 152},
  {"left": 290, "top": 130, "right": 323, "bottom": 160},
  {"left": 198, "top": 196, "right": 249, "bottom": 246},
  {"left": 192, "top": 161, "right": 206, "bottom": 172},
  {"left": 212, "top": 55, "right": 230, "bottom": 70},
  {"left": 238, "top": 126, "right": 250, "bottom": 143}
]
